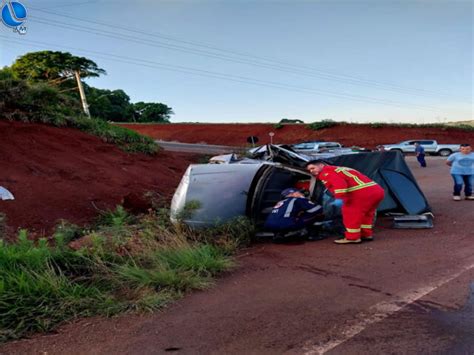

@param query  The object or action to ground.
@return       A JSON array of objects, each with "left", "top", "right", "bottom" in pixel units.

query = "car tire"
[{"left": 438, "top": 149, "right": 452, "bottom": 157}]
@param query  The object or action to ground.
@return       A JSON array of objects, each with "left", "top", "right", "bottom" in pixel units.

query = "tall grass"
[
  {"left": 0, "top": 213, "right": 6, "bottom": 239},
  {"left": 0, "top": 206, "right": 253, "bottom": 342},
  {"left": 72, "top": 117, "right": 159, "bottom": 154}
]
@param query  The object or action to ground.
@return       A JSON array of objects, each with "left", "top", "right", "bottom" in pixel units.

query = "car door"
[
  {"left": 403, "top": 141, "right": 417, "bottom": 153},
  {"left": 420, "top": 140, "right": 436, "bottom": 153}
]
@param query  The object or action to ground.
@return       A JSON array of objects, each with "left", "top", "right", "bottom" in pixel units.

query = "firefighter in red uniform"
[{"left": 306, "top": 160, "right": 385, "bottom": 244}]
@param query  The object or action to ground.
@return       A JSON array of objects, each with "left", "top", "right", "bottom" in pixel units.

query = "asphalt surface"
[
  {"left": 2, "top": 157, "right": 474, "bottom": 354},
  {"left": 156, "top": 141, "right": 242, "bottom": 154}
]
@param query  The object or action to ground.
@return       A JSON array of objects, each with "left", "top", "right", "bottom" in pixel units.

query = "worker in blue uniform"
[{"left": 264, "top": 188, "right": 324, "bottom": 242}]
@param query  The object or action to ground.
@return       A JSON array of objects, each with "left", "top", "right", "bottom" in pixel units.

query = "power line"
[
  {"left": 1, "top": 35, "right": 445, "bottom": 112},
  {"left": 29, "top": 15, "right": 448, "bottom": 99},
  {"left": 29, "top": 7, "right": 466, "bottom": 100}
]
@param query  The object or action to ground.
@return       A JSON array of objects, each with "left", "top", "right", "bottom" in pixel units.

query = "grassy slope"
[{"left": 0, "top": 206, "right": 253, "bottom": 342}]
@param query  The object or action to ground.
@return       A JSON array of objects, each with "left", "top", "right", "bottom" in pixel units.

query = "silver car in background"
[{"left": 382, "top": 140, "right": 461, "bottom": 156}]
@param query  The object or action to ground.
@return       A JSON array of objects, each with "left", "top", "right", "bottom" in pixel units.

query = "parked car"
[
  {"left": 291, "top": 141, "right": 342, "bottom": 153},
  {"left": 382, "top": 140, "right": 460, "bottom": 156}
]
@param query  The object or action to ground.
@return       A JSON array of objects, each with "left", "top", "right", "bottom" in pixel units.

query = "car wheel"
[{"left": 438, "top": 149, "right": 452, "bottom": 157}]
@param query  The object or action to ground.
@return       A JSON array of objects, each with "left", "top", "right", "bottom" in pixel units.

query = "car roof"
[{"left": 293, "top": 140, "right": 325, "bottom": 144}]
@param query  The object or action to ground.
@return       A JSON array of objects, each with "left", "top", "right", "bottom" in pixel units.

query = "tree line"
[{"left": 0, "top": 51, "right": 173, "bottom": 123}]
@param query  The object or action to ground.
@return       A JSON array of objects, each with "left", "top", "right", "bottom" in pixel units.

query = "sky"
[{"left": 0, "top": 0, "right": 472, "bottom": 123}]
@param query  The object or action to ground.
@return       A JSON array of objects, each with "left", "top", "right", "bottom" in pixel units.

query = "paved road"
[
  {"left": 2, "top": 158, "right": 473, "bottom": 354},
  {"left": 156, "top": 141, "right": 243, "bottom": 154}
]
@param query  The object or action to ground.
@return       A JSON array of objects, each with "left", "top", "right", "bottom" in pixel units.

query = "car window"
[
  {"left": 324, "top": 143, "right": 341, "bottom": 149},
  {"left": 293, "top": 143, "right": 314, "bottom": 150},
  {"left": 420, "top": 140, "right": 434, "bottom": 145}
]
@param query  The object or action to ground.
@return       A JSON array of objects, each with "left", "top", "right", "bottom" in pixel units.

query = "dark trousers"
[
  {"left": 452, "top": 174, "right": 473, "bottom": 196},
  {"left": 417, "top": 154, "right": 426, "bottom": 167},
  {"left": 269, "top": 214, "right": 322, "bottom": 238}
]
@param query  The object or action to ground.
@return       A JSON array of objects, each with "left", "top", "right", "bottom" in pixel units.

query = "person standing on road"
[
  {"left": 306, "top": 160, "right": 385, "bottom": 244},
  {"left": 446, "top": 143, "right": 474, "bottom": 201},
  {"left": 414, "top": 142, "right": 427, "bottom": 168}
]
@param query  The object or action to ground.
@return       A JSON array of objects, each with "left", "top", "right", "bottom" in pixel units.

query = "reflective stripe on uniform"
[
  {"left": 334, "top": 167, "right": 377, "bottom": 192},
  {"left": 346, "top": 228, "right": 361, "bottom": 233},
  {"left": 307, "top": 205, "right": 322, "bottom": 213},
  {"left": 361, "top": 224, "right": 373, "bottom": 229},
  {"left": 333, "top": 182, "right": 377, "bottom": 193},
  {"left": 346, "top": 181, "right": 377, "bottom": 192},
  {"left": 336, "top": 167, "right": 366, "bottom": 186},
  {"left": 284, "top": 198, "right": 296, "bottom": 218}
]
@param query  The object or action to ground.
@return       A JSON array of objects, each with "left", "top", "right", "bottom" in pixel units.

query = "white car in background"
[
  {"left": 382, "top": 140, "right": 461, "bottom": 156},
  {"left": 291, "top": 141, "right": 343, "bottom": 153}
]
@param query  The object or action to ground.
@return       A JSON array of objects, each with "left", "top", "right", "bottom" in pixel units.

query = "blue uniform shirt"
[
  {"left": 415, "top": 145, "right": 425, "bottom": 154},
  {"left": 264, "top": 197, "right": 322, "bottom": 231}
]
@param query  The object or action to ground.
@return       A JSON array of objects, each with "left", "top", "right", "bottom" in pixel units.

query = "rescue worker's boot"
[
  {"left": 334, "top": 238, "right": 361, "bottom": 244},
  {"left": 361, "top": 236, "right": 374, "bottom": 242}
]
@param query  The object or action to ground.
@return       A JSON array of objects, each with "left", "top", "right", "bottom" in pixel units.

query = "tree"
[
  {"left": 132, "top": 102, "right": 173, "bottom": 123},
  {"left": 0, "top": 71, "right": 82, "bottom": 124},
  {"left": 280, "top": 118, "right": 304, "bottom": 124},
  {"left": 11, "top": 51, "right": 106, "bottom": 82},
  {"left": 87, "top": 87, "right": 134, "bottom": 121}
]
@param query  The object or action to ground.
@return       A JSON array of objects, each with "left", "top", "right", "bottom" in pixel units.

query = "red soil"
[
  {"left": 0, "top": 121, "right": 198, "bottom": 234},
  {"left": 119, "top": 123, "right": 473, "bottom": 148}
]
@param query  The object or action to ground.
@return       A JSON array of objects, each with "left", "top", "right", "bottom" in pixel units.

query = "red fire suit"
[{"left": 318, "top": 165, "right": 385, "bottom": 240}]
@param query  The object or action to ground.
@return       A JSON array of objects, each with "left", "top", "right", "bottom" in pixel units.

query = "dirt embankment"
[
  {"left": 119, "top": 123, "right": 473, "bottom": 147},
  {"left": 0, "top": 121, "right": 198, "bottom": 234}
]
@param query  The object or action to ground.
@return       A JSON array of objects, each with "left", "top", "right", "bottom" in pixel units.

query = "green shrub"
[
  {"left": 307, "top": 119, "right": 338, "bottom": 130},
  {"left": 176, "top": 200, "right": 202, "bottom": 221},
  {"left": 96, "top": 205, "right": 134, "bottom": 228},
  {"left": 279, "top": 118, "right": 304, "bottom": 124},
  {"left": 273, "top": 123, "right": 284, "bottom": 129},
  {"left": 53, "top": 220, "right": 83, "bottom": 244},
  {"left": 450, "top": 124, "right": 474, "bottom": 132}
]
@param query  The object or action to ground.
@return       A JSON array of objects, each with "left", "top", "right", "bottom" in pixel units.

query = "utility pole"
[{"left": 74, "top": 70, "right": 91, "bottom": 118}]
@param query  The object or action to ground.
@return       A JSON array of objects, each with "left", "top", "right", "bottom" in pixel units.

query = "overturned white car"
[{"left": 171, "top": 145, "right": 432, "bottom": 230}]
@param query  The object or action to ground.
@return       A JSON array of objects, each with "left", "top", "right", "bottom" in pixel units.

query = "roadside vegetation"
[
  {"left": 307, "top": 119, "right": 338, "bottom": 130},
  {"left": 305, "top": 119, "right": 474, "bottom": 132},
  {"left": 0, "top": 50, "right": 176, "bottom": 154},
  {"left": 0, "top": 203, "right": 254, "bottom": 342},
  {"left": 366, "top": 121, "right": 474, "bottom": 131},
  {"left": 0, "top": 67, "right": 158, "bottom": 154}
]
